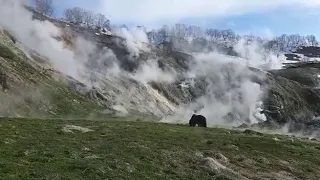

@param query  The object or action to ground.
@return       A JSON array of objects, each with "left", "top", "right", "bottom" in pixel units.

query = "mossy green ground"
[
  {"left": 0, "top": 35, "right": 107, "bottom": 119},
  {"left": 0, "top": 118, "right": 319, "bottom": 180}
]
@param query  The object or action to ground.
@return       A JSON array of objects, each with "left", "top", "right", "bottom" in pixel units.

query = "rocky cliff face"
[{"left": 284, "top": 46, "right": 320, "bottom": 61}]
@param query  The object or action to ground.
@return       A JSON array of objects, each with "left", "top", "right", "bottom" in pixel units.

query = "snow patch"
[{"left": 100, "top": 28, "right": 112, "bottom": 35}]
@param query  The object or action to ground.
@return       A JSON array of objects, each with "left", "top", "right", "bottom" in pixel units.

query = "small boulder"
[
  {"left": 200, "top": 157, "right": 226, "bottom": 172},
  {"left": 243, "top": 129, "right": 263, "bottom": 136},
  {"left": 237, "top": 123, "right": 249, "bottom": 129}
]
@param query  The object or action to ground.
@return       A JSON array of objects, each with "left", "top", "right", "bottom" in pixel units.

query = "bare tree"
[
  {"left": 83, "top": 10, "right": 94, "bottom": 27},
  {"left": 306, "top": 35, "right": 318, "bottom": 46},
  {"left": 63, "top": 6, "right": 112, "bottom": 29},
  {"left": 103, "top": 19, "right": 111, "bottom": 30},
  {"left": 34, "top": 0, "right": 54, "bottom": 16},
  {"left": 63, "top": 8, "right": 74, "bottom": 22},
  {"left": 94, "top": 13, "right": 106, "bottom": 28},
  {"left": 63, "top": 7, "right": 85, "bottom": 24}
]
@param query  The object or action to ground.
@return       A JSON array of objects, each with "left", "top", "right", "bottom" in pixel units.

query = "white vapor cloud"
[
  {"left": 0, "top": 0, "right": 178, "bottom": 117},
  {"left": 0, "top": 0, "right": 86, "bottom": 82},
  {"left": 112, "top": 26, "right": 150, "bottom": 57},
  {"left": 161, "top": 36, "right": 289, "bottom": 127},
  {"left": 1, "top": 0, "right": 315, "bottom": 127},
  {"left": 0, "top": 0, "right": 176, "bottom": 85},
  {"left": 162, "top": 51, "right": 267, "bottom": 126},
  {"left": 132, "top": 59, "right": 177, "bottom": 84},
  {"left": 233, "top": 38, "right": 286, "bottom": 70},
  {"left": 0, "top": 0, "right": 122, "bottom": 87}
]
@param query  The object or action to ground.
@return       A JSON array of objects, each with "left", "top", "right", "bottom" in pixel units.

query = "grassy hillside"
[
  {"left": 0, "top": 30, "right": 109, "bottom": 119},
  {"left": 0, "top": 118, "right": 319, "bottom": 180}
]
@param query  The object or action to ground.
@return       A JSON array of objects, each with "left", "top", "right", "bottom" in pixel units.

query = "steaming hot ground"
[
  {"left": 2, "top": 4, "right": 320, "bottom": 131},
  {"left": 0, "top": 117, "right": 320, "bottom": 180},
  {"left": 3, "top": 2, "right": 320, "bottom": 179}
]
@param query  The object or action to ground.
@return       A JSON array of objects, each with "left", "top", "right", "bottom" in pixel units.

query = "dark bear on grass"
[{"left": 189, "top": 114, "right": 207, "bottom": 127}]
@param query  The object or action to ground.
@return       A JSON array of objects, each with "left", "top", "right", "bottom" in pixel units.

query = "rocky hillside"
[
  {"left": 284, "top": 46, "right": 320, "bottom": 61},
  {"left": 0, "top": 3, "right": 197, "bottom": 119},
  {"left": 2, "top": 3, "right": 320, "bottom": 135}
]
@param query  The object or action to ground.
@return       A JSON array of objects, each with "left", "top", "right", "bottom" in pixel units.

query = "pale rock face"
[
  {"left": 200, "top": 157, "right": 226, "bottom": 172},
  {"left": 62, "top": 125, "right": 94, "bottom": 133}
]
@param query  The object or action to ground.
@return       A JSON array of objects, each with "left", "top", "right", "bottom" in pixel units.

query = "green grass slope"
[
  {"left": 0, "top": 118, "right": 319, "bottom": 180},
  {"left": 0, "top": 30, "right": 107, "bottom": 118}
]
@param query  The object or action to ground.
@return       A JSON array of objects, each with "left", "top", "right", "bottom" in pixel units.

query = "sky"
[{"left": 29, "top": 0, "right": 320, "bottom": 38}]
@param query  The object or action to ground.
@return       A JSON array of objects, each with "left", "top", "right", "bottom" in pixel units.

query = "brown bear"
[{"left": 189, "top": 114, "right": 207, "bottom": 127}]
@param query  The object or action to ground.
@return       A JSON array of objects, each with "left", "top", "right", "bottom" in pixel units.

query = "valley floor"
[{"left": 0, "top": 118, "right": 319, "bottom": 180}]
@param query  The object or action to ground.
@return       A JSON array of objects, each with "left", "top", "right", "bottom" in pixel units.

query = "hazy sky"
[{"left": 30, "top": 0, "right": 320, "bottom": 37}]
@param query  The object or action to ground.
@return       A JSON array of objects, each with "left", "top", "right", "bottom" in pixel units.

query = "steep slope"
[
  {"left": 25, "top": 6, "right": 198, "bottom": 117},
  {"left": 285, "top": 46, "right": 320, "bottom": 61},
  {"left": 0, "top": 16, "right": 316, "bottom": 129},
  {"left": 262, "top": 69, "right": 320, "bottom": 127},
  {"left": 3, "top": 3, "right": 320, "bottom": 132},
  {"left": 0, "top": 10, "right": 192, "bottom": 119},
  {"left": 0, "top": 28, "right": 106, "bottom": 118}
]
